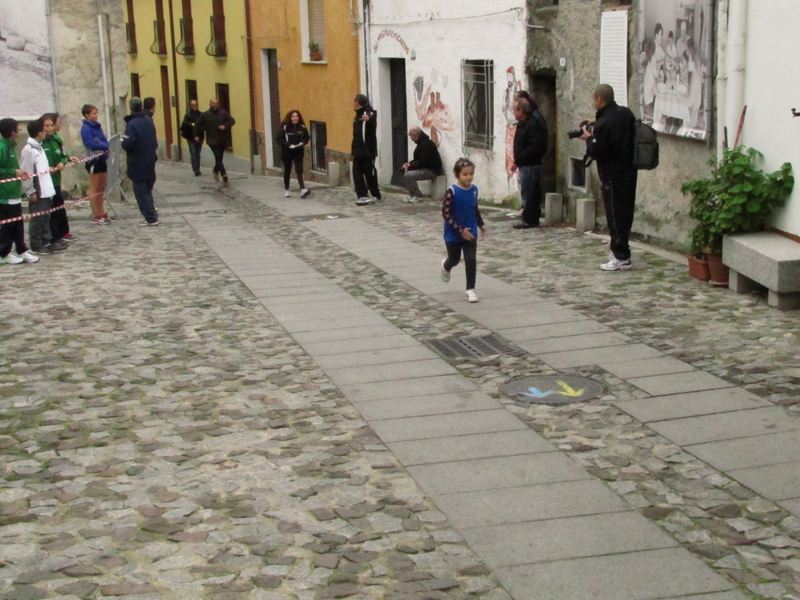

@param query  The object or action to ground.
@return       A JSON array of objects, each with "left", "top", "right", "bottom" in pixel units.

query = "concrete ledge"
[
  {"left": 723, "top": 232, "right": 800, "bottom": 309},
  {"left": 575, "top": 197, "right": 595, "bottom": 233},
  {"left": 431, "top": 176, "right": 448, "bottom": 202},
  {"left": 545, "top": 193, "right": 563, "bottom": 225}
]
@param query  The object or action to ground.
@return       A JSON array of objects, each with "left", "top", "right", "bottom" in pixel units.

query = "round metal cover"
[{"left": 503, "top": 376, "right": 604, "bottom": 404}]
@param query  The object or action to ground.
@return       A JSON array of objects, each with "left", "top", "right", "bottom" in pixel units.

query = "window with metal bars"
[
  {"left": 310, "top": 121, "right": 327, "bottom": 172},
  {"left": 462, "top": 59, "right": 494, "bottom": 150}
]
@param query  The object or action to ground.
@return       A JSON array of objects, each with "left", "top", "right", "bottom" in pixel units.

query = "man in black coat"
[
  {"left": 401, "top": 127, "right": 443, "bottom": 203},
  {"left": 180, "top": 99, "right": 203, "bottom": 176},
  {"left": 580, "top": 83, "right": 637, "bottom": 270},
  {"left": 511, "top": 98, "right": 548, "bottom": 229},
  {"left": 352, "top": 94, "right": 381, "bottom": 206},
  {"left": 194, "top": 98, "right": 235, "bottom": 183},
  {"left": 121, "top": 97, "right": 159, "bottom": 226}
]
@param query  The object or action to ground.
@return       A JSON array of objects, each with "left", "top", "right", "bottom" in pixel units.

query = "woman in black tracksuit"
[{"left": 276, "top": 110, "right": 311, "bottom": 198}]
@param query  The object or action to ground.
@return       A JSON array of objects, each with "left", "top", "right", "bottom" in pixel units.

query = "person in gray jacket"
[{"left": 194, "top": 98, "right": 235, "bottom": 183}]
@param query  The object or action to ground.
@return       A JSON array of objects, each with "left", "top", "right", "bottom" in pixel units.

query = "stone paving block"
[
  {"left": 266, "top": 297, "right": 365, "bottom": 315},
  {"left": 463, "top": 511, "right": 677, "bottom": 568},
  {"left": 429, "top": 286, "right": 522, "bottom": 303},
  {"left": 311, "top": 345, "right": 438, "bottom": 370},
  {"left": 649, "top": 406, "right": 800, "bottom": 446},
  {"left": 300, "top": 333, "right": 419, "bottom": 357},
  {"left": 457, "top": 300, "right": 561, "bottom": 320},
  {"left": 441, "top": 293, "right": 540, "bottom": 310},
  {"left": 497, "top": 319, "right": 606, "bottom": 342},
  {"left": 291, "top": 324, "right": 400, "bottom": 344},
  {"left": 433, "top": 479, "right": 629, "bottom": 528},
  {"left": 659, "top": 592, "right": 752, "bottom": 600},
  {"left": 244, "top": 277, "right": 333, "bottom": 292},
  {"left": 253, "top": 285, "right": 342, "bottom": 298},
  {"left": 686, "top": 430, "right": 800, "bottom": 471},
  {"left": 779, "top": 498, "right": 800, "bottom": 518},
  {"left": 339, "top": 375, "right": 479, "bottom": 402},
  {"left": 270, "top": 306, "right": 377, "bottom": 324},
  {"left": 477, "top": 309, "right": 587, "bottom": 330},
  {"left": 282, "top": 312, "right": 390, "bottom": 334},
  {"left": 323, "top": 359, "right": 457, "bottom": 385},
  {"left": 494, "top": 548, "right": 735, "bottom": 600},
  {"left": 515, "top": 331, "right": 632, "bottom": 355},
  {"left": 370, "top": 409, "right": 527, "bottom": 443},
  {"left": 537, "top": 344, "right": 664, "bottom": 368},
  {"left": 261, "top": 292, "right": 353, "bottom": 307},
  {"left": 600, "top": 356, "right": 696, "bottom": 379},
  {"left": 614, "top": 388, "right": 772, "bottom": 423},
  {"left": 353, "top": 390, "right": 500, "bottom": 421},
  {"left": 728, "top": 461, "right": 800, "bottom": 501},
  {"left": 407, "top": 453, "right": 590, "bottom": 496},
  {"left": 627, "top": 371, "right": 734, "bottom": 396}
]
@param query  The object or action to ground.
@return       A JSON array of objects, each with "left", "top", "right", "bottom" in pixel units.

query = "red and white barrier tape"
[
  {"left": 0, "top": 151, "right": 109, "bottom": 184},
  {"left": 0, "top": 192, "right": 103, "bottom": 225}
]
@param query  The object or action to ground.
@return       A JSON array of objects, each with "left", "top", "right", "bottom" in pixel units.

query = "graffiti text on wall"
[{"left": 374, "top": 29, "right": 410, "bottom": 54}]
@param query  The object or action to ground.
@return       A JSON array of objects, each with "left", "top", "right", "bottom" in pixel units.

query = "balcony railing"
[
  {"left": 150, "top": 19, "right": 167, "bottom": 55},
  {"left": 175, "top": 17, "right": 195, "bottom": 56},
  {"left": 126, "top": 22, "right": 137, "bottom": 54},
  {"left": 205, "top": 15, "right": 226, "bottom": 58}
]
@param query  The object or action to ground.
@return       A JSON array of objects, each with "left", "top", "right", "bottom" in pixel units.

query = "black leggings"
[
  {"left": 0, "top": 203, "right": 27, "bottom": 257},
  {"left": 444, "top": 239, "right": 477, "bottom": 290},
  {"left": 50, "top": 185, "right": 69, "bottom": 241},
  {"left": 282, "top": 152, "right": 305, "bottom": 189}
]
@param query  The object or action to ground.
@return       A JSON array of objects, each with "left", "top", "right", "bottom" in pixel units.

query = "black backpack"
[{"left": 632, "top": 120, "right": 659, "bottom": 170}]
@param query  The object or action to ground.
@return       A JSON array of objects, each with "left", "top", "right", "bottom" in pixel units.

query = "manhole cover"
[
  {"left": 295, "top": 213, "right": 348, "bottom": 222},
  {"left": 503, "top": 376, "right": 604, "bottom": 404},
  {"left": 424, "top": 334, "right": 524, "bottom": 359}
]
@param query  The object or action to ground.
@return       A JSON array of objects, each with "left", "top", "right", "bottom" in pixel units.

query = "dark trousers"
[
  {"left": 601, "top": 168, "right": 638, "bottom": 261},
  {"left": 49, "top": 185, "right": 69, "bottom": 242},
  {"left": 209, "top": 144, "right": 226, "bottom": 176},
  {"left": 29, "top": 196, "right": 53, "bottom": 251},
  {"left": 132, "top": 177, "right": 158, "bottom": 223},
  {"left": 444, "top": 239, "right": 478, "bottom": 290},
  {"left": 282, "top": 151, "right": 305, "bottom": 189},
  {"left": 519, "top": 165, "right": 542, "bottom": 226},
  {"left": 0, "top": 203, "right": 27, "bottom": 257},
  {"left": 188, "top": 140, "right": 202, "bottom": 173},
  {"left": 352, "top": 156, "right": 381, "bottom": 200}
]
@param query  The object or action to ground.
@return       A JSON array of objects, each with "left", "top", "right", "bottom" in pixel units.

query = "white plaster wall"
[
  {"left": 740, "top": 1, "right": 800, "bottom": 236},
  {"left": 367, "top": 1, "right": 527, "bottom": 202}
]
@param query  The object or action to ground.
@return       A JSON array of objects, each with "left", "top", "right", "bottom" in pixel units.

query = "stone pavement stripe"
[
  {"left": 433, "top": 479, "right": 630, "bottom": 528},
  {"left": 461, "top": 302, "right": 580, "bottom": 323},
  {"left": 262, "top": 292, "right": 362, "bottom": 307},
  {"left": 322, "top": 359, "right": 458, "bottom": 385},
  {"left": 497, "top": 319, "right": 604, "bottom": 342},
  {"left": 369, "top": 409, "right": 527, "bottom": 443},
  {"left": 780, "top": 498, "right": 800, "bottom": 518},
  {"left": 626, "top": 371, "right": 734, "bottom": 396},
  {"left": 494, "top": 548, "right": 736, "bottom": 600},
  {"left": 449, "top": 294, "right": 547, "bottom": 311},
  {"left": 353, "top": 390, "right": 501, "bottom": 421},
  {"left": 266, "top": 297, "right": 366, "bottom": 314},
  {"left": 407, "top": 453, "right": 591, "bottom": 496},
  {"left": 685, "top": 430, "right": 800, "bottom": 470},
  {"left": 242, "top": 277, "right": 333, "bottom": 290},
  {"left": 515, "top": 331, "right": 633, "bottom": 354},
  {"left": 648, "top": 406, "right": 800, "bottom": 445},
  {"left": 487, "top": 309, "right": 591, "bottom": 330},
  {"left": 251, "top": 285, "right": 345, "bottom": 298},
  {"left": 727, "top": 461, "right": 800, "bottom": 501},
  {"left": 599, "top": 355, "right": 697, "bottom": 378},
  {"left": 311, "top": 345, "right": 441, "bottom": 370},
  {"left": 461, "top": 511, "right": 678, "bottom": 568},
  {"left": 429, "top": 287, "right": 522, "bottom": 303},
  {"left": 269, "top": 306, "right": 383, "bottom": 323},
  {"left": 386, "top": 428, "right": 555, "bottom": 466},
  {"left": 281, "top": 314, "right": 391, "bottom": 334},
  {"left": 659, "top": 592, "right": 752, "bottom": 600},
  {"left": 613, "top": 388, "right": 773, "bottom": 422},
  {"left": 299, "top": 333, "right": 419, "bottom": 356},
  {"left": 536, "top": 343, "right": 664, "bottom": 368},
  {"left": 291, "top": 324, "right": 407, "bottom": 344}
]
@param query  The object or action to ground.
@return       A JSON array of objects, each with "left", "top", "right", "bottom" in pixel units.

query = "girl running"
[
  {"left": 440, "top": 158, "right": 486, "bottom": 303},
  {"left": 276, "top": 110, "right": 311, "bottom": 198}
]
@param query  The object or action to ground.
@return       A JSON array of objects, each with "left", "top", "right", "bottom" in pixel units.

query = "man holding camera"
[
  {"left": 580, "top": 84, "right": 637, "bottom": 270},
  {"left": 511, "top": 98, "right": 547, "bottom": 229}
]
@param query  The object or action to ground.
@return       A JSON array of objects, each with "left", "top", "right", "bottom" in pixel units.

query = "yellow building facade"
[
  {"left": 247, "top": 0, "right": 361, "bottom": 180},
  {"left": 124, "top": 0, "right": 252, "bottom": 173}
]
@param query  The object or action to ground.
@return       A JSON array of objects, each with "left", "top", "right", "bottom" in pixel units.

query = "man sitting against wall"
[{"left": 401, "top": 126, "right": 443, "bottom": 203}]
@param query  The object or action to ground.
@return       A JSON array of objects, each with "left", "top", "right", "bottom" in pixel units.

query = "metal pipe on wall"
[
  {"left": 725, "top": 0, "right": 747, "bottom": 149},
  {"left": 96, "top": 0, "right": 112, "bottom": 131}
]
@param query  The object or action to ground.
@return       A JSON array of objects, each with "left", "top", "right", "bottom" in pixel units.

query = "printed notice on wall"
[{"left": 600, "top": 10, "right": 629, "bottom": 107}]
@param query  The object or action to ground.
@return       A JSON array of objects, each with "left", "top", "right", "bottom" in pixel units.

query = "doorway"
[
  {"left": 531, "top": 71, "right": 557, "bottom": 196},
  {"left": 160, "top": 65, "right": 173, "bottom": 159},
  {"left": 260, "top": 49, "right": 282, "bottom": 169},
  {"left": 388, "top": 58, "right": 407, "bottom": 186}
]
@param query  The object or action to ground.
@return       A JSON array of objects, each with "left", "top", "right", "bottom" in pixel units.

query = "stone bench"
[
  {"left": 430, "top": 175, "right": 448, "bottom": 202},
  {"left": 723, "top": 232, "right": 800, "bottom": 310}
]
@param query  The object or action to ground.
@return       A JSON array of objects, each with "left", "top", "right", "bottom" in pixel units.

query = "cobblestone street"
[{"left": 0, "top": 162, "right": 798, "bottom": 600}]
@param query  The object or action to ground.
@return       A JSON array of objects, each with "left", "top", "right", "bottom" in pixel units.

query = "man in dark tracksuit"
[
  {"left": 511, "top": 98, "right": 548, "bottom": 229},
  {"left": 401, "top": 127, "right": 443, "bottom": 202},
  {"left": 122, "top": 98, "right": 159, "bottom": 226},
  {"left": 581, "top": 84, "right": 637, "bottom": 271},
  {"left": 352, "top": 94, "right": 381, "bottom": 206},
  {"left": 180, "top": 99, "right": 203, "bottom": 176},
  {"left": 195, "top": 98, "right": 235, "bottom": 183}
]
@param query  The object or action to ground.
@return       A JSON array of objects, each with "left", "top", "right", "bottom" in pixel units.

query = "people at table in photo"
[
  {"left": 80, "top": 104, "right": 111, "bottom": 225},
  {"left": 685, "top": 38, "right": 705, "bottom": 129},
  {"left": 641, "top": 41, "right": 658, "bottom": 124},
  {"left": 675, "top": 20, "right": 690, "bottom": 72}
]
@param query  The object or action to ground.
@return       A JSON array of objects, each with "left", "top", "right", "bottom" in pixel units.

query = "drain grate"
[{"left": 424, "top": 334, "right": 524, "bottom": 359}]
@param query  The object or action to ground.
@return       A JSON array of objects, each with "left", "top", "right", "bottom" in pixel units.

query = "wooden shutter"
[{"left": 308, "top": 0, "right": 326, "bottom": 57}]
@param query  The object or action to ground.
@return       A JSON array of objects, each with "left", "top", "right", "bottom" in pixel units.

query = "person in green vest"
[
  {"left": 41, "top": 113, "right": 79, "bottom": 244},
  {"left": 0, "top": 118, "right": 38, "bottom": 264}
]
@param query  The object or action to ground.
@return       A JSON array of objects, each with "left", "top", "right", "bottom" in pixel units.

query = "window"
[
  {"left": 301, "top": 0, "right": 326, "bottom": 61},
  {"left": 206, "top": 0, "right": 227, "bottom": 58},
  {"left": 125, "top": 0, "right": 137, "bottom": 54},
  {"left": 570, "top": 157, "right": 587, "bottom": 189},
  {"left": 462, "top": 60, "right": 494, "bottom": 150},
  {"left": 176, "top": 0, "right": 194, "bottom": 56},
  {"left": 535, "top": 0, "right": 559, "bottom": 6},
  {"left": 131, "top": 73, "right": 141, "bottom": 99},
  {"left": 185, "top": 79, "right": 197, "bottom": 109},
  {"left": 310, "top": 121, "right": 327, "bottom": 172},
  {"left": 216, "top": 83, "right": 232, "bottom": 151}
]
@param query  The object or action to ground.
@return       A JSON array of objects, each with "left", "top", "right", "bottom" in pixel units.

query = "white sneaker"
[
  {"left": 284, "top": 190, "right": 291, "bottom": 198},
  {"left": 600, "top": 257, "right": 632, "bottom": 271},
  {"left": 18, "top": 251, "right": 39, "bottom": 263},
  {"left": 355, "top": 197, "right": 374, "bottom": 205},
  {"left": 465, "top": 289, "right": 479, "bottom": 303},
  {"left": 0, "top": 253, "right": 23, "bottom": 265},
  {"left": 402, "top": 196, "right": 418, "bottom": 203},
  {"left": 440, "top": 259, "right": 450, "bottom": 283},
  {"left": 300, "top": 188, "right": 310, "bottom": 198}
]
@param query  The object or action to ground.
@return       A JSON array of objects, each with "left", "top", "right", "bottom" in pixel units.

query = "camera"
[
  {"left": 567, "top": 120, "right": 594, "bottom": 139},
  {"left": 567, "top": 129, "right": 584, "bottom": 139}
]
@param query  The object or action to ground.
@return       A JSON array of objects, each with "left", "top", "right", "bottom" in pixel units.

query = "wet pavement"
[{"left": 0, "top": 161, "right": 798, "bottom": 600}]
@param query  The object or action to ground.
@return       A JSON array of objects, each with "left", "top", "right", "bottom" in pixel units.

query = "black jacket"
[
  {"left": 513, "top": 112, "right": 547, "bottom": 167},
  {"left": 408, "top": 131, "right": 443, "bottom": 175},
  {"left": 351, "top": 106, "right": 377, "bottom": 159},
  {"left": 180, "top": 109, "right": 203, "bottom": 142},
  {"left": 586, "top": 100, "right": 636, "bottom": 179},
  {"left": 276, "top": 123, "right": 310, "bottom": 159},
  {"left": 121, "top": 110, "right": 158, "bottom": 180},
  {"left": 195, "top": 108, "right": 235, "bottom": 147}
]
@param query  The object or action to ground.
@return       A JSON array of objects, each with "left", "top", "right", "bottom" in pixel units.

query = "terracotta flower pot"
[
  {"left": 686, "top": 253, "right": 711, "bottom": 281},
  {"left": 309, "top": 51, "right": 322, "bottom": 62},
  {"left": 706, "top": 252, "right": 729, "bottom": 287}
]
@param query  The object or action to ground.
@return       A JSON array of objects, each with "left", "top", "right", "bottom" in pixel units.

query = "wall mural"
[
  {"left": 413, "top": 74, "right": 454, "bottom": 148},
  {"left": 502, "top": 66, "right": 521, "bottom": 199}
]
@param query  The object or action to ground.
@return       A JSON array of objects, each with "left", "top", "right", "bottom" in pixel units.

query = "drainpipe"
[
  {"left": 245, "top": 0, "right": 257, "bottom": 174},
  {"left": 167, "top": 0, "right": 181, "bottom": 160},
  {"left": 725, "top": 0, "right": 746, "bottom": 150},
  {"left": 45, "top": 0, "right": 60, "bottom": 113},
  {"left": 362, "top": 0, "right": 371, "bottom": 97},
  {"left": 96, "top": 0, "right": 112, "bottom": 131}
]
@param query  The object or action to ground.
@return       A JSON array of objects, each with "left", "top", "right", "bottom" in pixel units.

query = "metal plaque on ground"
[
  {"left": 503, "top": 376, "right": 604, "bottom": 405},
  {"left": 424, "top": 334, "right": 525, "bottom": 359}
]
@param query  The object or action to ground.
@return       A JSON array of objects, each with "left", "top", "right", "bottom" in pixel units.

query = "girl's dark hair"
[
  {"left": 0, "top": 118, "right": 18, "bottom": 139},
  {"left": 81, "top": 104, "right": 97, "bottom": 117},
  {"left": 355, "top": 94, "right": 370, "bottom": 108},
  {"left": 453, "top": 158, "right": 475, "bottom": 177},
  {"left": 40, "top": 113, "right": 59, "bottom": 124},
  {"left": 280, "top": 110, "right": 305, "bottom": 128}
]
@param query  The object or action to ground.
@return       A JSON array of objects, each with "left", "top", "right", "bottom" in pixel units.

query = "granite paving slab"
[
  {"left": 614, "top": 387, "right": 773, "bottom": 422},
  {"left": 311, "top": 345, "right": 440, "bottom": 369},
  {"left": 686, "top": 430, "right": 800, "bottom": 470},
  {"left": 353, "top": 390, "right": 500, "bottom": 421},
  {"left": 727, "top": 461, "right": 800, "bottom": 501},
  {"left": 299, "top": 333, "right": 419, "bottom": 356},
  {"left": 649, "top": 406, "right": 800, "bottom": 445},
  {"left": 536, "top": 343, "right": 665, "bottom": 368},
  {"left": 627, "top": 371, "right": 735, "bottom": 396},
  {"left": 515, "top": 331, "right": 633, "bottom": 354},
  {"left": 369, "top": 409, "right": 527, "bottom": 443},
  {"left": 322, "top": 358, "right": 458, "bottom": 385},
  {"left": 338, "top": 374, "right": 480, "bottom": 401},
  {"left": 599, "top": 355, "right": 697, "bottom": 378}
]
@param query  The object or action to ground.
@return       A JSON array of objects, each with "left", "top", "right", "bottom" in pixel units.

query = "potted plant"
[
  {"left": 308, "top": 41, "right": 322, "bottom": 62},
  {"left": 682, "top": 146, "right": 794, "bottom": 286}
]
